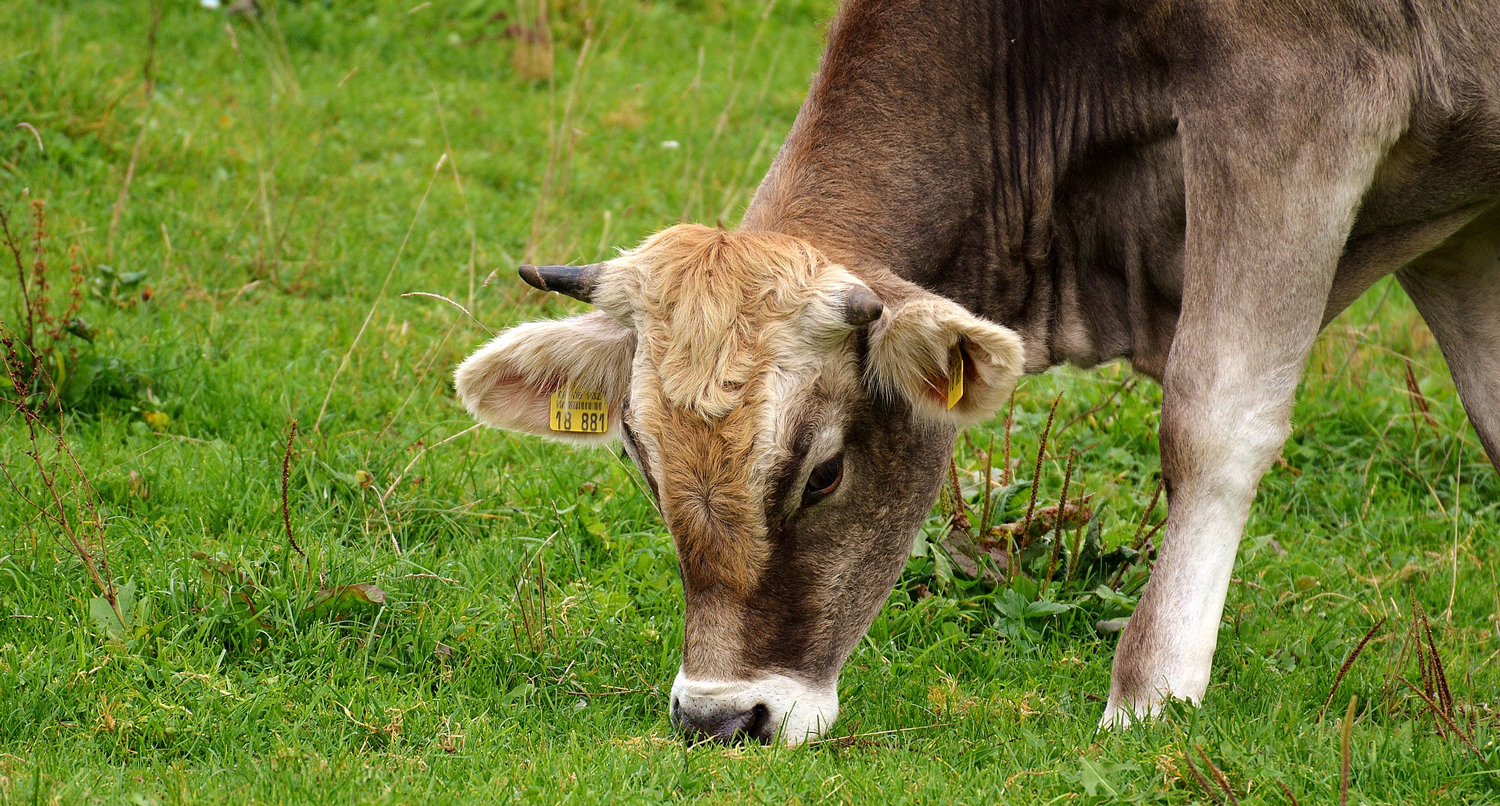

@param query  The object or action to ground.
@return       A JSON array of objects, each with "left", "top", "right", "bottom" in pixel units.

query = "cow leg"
[
  {"left": 1100, "top": 95, "right": 1400, "bottom": 726},
  {"left": 1396, "top": 208, "right": 1500, "bottom": 467}
]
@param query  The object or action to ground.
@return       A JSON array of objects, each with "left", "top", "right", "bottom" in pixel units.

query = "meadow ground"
[{"left": 1, "top": 1, "right": 1497, "bottom": 803}]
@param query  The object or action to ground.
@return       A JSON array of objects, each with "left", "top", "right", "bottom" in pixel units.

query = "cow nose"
[
  {"left": 671, "top": 697, "right": 771, "bottom": 744},
  {"left": 670, "top": 670, "right": 839, "bottom": 745}
]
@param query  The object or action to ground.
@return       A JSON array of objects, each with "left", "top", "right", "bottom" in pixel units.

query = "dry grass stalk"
[
  {"left": 1042, "top": 449, "right": 1078, "bottom": 593},
  {"left": 1064, "top": 518, "right": 1089, "bottom": 587},
  {"left": 1276, "top": 781, "right": 1301, "bottom": 806},
  {"left": 515, "top": 568, "right": 538, "bottom": 655},
  {"left": 281, "top": 419, "right": 305, "bottom": 559},
  {"left": 1402, "top": 358, "right": 1442, "bottom": 436},
  {"left": 16, "top": 121, "right": 44, "bottom": 152},
  {"left": 682, "top": 0, "right": 780, "bottom": 220},
  {"left": 1417, "top": 603, "right": 1455, "bottom": 717},
  {"left": 1131, "top": 477, "right": 1165, "bottom": 547},
  {"left": 1318, "top": 617, "right": 1386, "bottom": 723},
  {"left": 514, "top": 550, "right": 555, "bottom": 656},
  {"left": 1195, "top": 746, "right": 1239, "bottom": 805},
  {"left": 802, "top": 722, "right": 948, "bottom": 749},
  {"left": 524, "top": 14, "right": 594, "bottom": 262},
  {"left": 1406, "top": 591, "right": 1459, "bottom": 739},
  {"left": 1339, "top": 695, "right": 1356, "bottom": 806},
  {"left": 1395, "top": 676, "right": 1483, "bottom": 758},
  {"left": 314, "top": 153, "right": 448, "bottom": 432},
  {"left": 141, "top": 1, "right": 161, "bottom": 95},
  {"left": 4, "top": 204, "right": 35, "bottom": 348},
  {"left": 978, "top": 433, "right": 997, "bottom": 535},
  {"left": 946, "top": 458, "right": 970, "bottom": 533},
  {"left": 508, "top": 7, "right": 555, "bottom": 83},
  {"left": 1017, "top": 395, "right": 1062, "bottom": 578},
  {"left": 1001, "top": 393, "right": 1016, "bottom": 485},
  {"left": 1183, "top": 750, "right": 1222, "bottom": 805}
]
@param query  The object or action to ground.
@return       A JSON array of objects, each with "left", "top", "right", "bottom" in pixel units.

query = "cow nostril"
[
  {"left": 744, "top": 703, "right": 771, "bottom": 743},
  {"left": 675, "top": 703, "right": 772, "bottom": 745}
]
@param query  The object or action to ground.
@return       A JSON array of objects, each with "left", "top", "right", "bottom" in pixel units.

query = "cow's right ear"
[
  {"left": 864, "top": 288, "right": 1025, "bottom": 428},
  {"left": 454, "top": 311, "right": 635, "bottom": 445}
]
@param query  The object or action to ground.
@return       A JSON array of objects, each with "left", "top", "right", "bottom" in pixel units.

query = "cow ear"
[
  {"left": 454, "top": 311, "right": 635, "bottom": 445},
  {"left": 866, "top": 294, "right": 1025, "bottom": 427}
]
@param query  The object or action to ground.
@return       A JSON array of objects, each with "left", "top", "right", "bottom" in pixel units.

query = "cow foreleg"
[
  {"left": 1101, "top": 363, "right": 1299, "bottom": 726},
  {"left": 1101, "top": 91, "right": 1400, "bottom": 726}
]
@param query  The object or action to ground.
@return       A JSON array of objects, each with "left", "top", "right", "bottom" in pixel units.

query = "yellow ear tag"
[
  {"left": 548, "top": 385, "right": 609, "bottom": 434},
  {"left": 946, "top": 345, "right": 964, "bottom": 410}
]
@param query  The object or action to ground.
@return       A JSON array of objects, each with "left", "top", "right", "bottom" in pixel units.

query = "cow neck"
[{"left": 742, "top": 0, "right": 1183, "bottom": 378}]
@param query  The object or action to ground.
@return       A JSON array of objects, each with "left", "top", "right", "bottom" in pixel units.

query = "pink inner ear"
[
  {"left": 960, "top": 343, "right": 979, "bottom": 388},
  {"left": 922, "top": 373, "right": 948, "bottom": 407},
  {"left": 921, "top": 342, "right": 976, "bottom": 409}
]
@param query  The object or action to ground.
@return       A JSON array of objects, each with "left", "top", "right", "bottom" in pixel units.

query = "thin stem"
[
  {"left": 1042, "top": 448, "right": 1077, "bottom": 594},
  {"left": 281, "top": 420, "right": 305, "bottom": 558},
  {"left": 1018, "top": 395, "right": 1061, "bottom": 578}
]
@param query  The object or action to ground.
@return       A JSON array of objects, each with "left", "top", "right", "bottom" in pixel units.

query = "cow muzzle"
[{"left": 669, "top": 670, "right": 838, "bottom": 745}]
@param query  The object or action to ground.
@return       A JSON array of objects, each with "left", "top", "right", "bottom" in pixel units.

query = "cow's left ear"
[
  {"left": 454, "top": 311, "right": 635, "bottom": 445},
  {"left": 865, "top": 291, "right": 1025, "bottom": 427}
]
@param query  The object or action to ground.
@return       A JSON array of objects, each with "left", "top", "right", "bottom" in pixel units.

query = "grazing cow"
[{"left": 456, "top": 0, "right": 1500, "bottom": 743}]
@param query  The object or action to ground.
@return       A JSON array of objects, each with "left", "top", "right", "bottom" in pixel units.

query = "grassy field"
[{"left": 1, "top": 1, "right": 1497, "bottom": 802}]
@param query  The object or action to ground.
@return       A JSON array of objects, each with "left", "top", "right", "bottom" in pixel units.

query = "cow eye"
[{"left": 802, "top": 454, "right": 844, "bottom": 507}]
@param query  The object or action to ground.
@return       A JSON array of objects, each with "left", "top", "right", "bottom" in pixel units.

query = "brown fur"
[{"left": 459, "top": 0, "right": 1500, "bottom": 736}]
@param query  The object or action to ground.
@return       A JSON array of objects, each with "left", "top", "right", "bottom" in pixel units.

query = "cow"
[{"left": 455, "top": 0, "right": 1500, "bottom": 744}]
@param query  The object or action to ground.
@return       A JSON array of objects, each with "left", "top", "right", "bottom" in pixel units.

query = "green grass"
[{"left": 2, "top": 1, "right": 1497, "bottom": 803}]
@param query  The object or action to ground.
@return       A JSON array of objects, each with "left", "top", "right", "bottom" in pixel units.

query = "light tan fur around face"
[
  {"left": 460, "top": 225, "right": 1026, "bottom": 594},
  {"left": 599, "top": 224, "right": 862, "bottom": 419},
  {"left": 456, "top": 224, "right": 1025, "bottom": 679},
  {"left": 597, "top": 226, "right": 869, "bottom": 592}
]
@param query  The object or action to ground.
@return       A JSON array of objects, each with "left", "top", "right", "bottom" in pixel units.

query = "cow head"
[{"left": 455, "top": 225, "right": 1023, "bottom": 744}]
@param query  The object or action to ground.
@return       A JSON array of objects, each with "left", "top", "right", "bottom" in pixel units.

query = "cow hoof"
[
  {"left": 1100, "top": 689, "right": 1203, "bottom": 729},
  {"left": 1099, "top": 698, "right": 1163, "bottom": 728}
]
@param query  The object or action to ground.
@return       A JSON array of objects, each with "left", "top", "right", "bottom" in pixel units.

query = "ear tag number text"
[
  {"left": 549, "top": 386, "right": 609, "bottom": 434},
  {"left": 947, "top": 345, "right": 964, "bottom": 410}
]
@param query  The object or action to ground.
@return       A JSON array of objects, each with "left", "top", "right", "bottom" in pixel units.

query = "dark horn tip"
[
  {"left": 518, "top": 264, "right": 546, "bottom": 292},
  {"left": 517, "top": 263, "right": 602, "bottom": 303},
  {"left": 843, "top": 287, "right": 884, "bottom": 327}
]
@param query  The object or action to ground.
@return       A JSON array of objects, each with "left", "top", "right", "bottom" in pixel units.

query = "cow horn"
[
  {"left": 518, "top": 263, "right": 604, "bottom": 303},
  {"left": 842, "top": 286, "right": 884, "bottom": 327}
]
